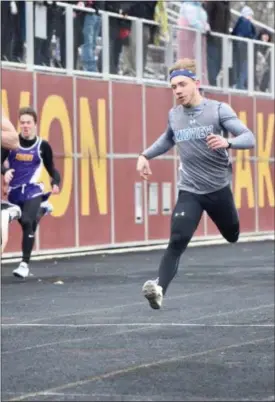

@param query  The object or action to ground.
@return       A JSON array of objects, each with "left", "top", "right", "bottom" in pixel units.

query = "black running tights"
[
  {"left": 158, "top": 185, "right": 240, "bottom": 295},
  {"left": 19, "top": 196, "right": 42, "bottom": 264}
]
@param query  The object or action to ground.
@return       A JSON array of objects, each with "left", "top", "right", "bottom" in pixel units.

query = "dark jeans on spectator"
[
  {"left": 82, "top": 13, "right": 101, "bottom": 72},
  {"left": 207, "top": 35, "right": 222, "bottom": 86},
  {"left": 232, "top": 41, "right": 248, "bottom": 90}
]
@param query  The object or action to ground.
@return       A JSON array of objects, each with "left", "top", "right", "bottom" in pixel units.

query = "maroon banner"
[
  {"left": 76, "top": 78, "right": 111, "bottom": 246},
  {"left": 258, "top": 162, "right": 274, "bottom": 231},
  {"left": 1, "top": 69, "right": 33, "bottom": 127},
  {"left": 204, "top": 91, "right": 229, "bottom": 104},
  {"left": 1, "top": 68, "right": 274, "bottom": 256},
  {"left": 2, "top": 69, "right": 33, "bottom": 253},
  {"left": 113, "top": 159, "right": 145, "bottom": 243},
  {"left": 255, "top": 98, "right": 274, "bottom": 231},
  {"left": 230, "top": 95, "right": 256, "bottom": 233},
  {"left": 146, "top": 159, "right": 175, "bottom": 240},
  {"left": 112, "top": 82, "right": 143, "bottom": 154},
  {"left": 145, "top": 86, "right": 173, "bottom": 154},
  {"left": 145, "top": 86, "right": 175, "bottom": 239},
  {"left": 36, "top": 73, "right": 76, "bottom": 249}
]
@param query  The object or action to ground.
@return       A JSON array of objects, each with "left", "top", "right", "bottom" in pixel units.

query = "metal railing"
[
  {"left": 170, "top": 24, "right": 274, "bottom": 96},
  {"left": 1, "top": 1, "right": 274, "bottom": 97},
  {"left": 166, "top": 1, "right": 275, "bottom": 35}
]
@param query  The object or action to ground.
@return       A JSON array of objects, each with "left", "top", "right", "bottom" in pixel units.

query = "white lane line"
[
  {"left": 2, "top": 323, "right": 274, "bottom": 328},
  {"left": 6, "top": 336, "right": 274, "bottom": 401},
  {"left": 1, "top": 283, "right": 257, "bottom": 325}
]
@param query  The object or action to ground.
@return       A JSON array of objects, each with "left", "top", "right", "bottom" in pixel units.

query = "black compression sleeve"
[
  {"left": 40, "top": 140, "right": 61, "bottom": 186},
  {"left": 1, "top": 148, "right": 10, "bottom": 175}
]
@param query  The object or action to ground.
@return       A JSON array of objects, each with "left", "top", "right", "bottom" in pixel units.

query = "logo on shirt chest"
[
  {"left": 174, "top": 125, "right": 214, "bottom": 142},
  {"left": 15, "top": 153, "right": 34, "bottom": 162}
]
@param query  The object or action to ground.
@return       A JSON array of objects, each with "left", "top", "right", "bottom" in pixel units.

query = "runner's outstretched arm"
[{"left": 1, "top": 111, "right": 19, "bottom": 150}]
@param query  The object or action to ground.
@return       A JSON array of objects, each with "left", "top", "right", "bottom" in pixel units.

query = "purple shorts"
[{"left": 8, "top": 183, "right": 51, "bottom": 206}]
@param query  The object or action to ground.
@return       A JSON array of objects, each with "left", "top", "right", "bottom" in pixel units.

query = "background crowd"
[{"left": 1, "top": 1, "right": 273, "bottom": 92}]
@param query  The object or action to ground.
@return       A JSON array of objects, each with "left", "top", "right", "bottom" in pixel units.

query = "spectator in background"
[
  {"left": 204, "top": 1, "right": 230, "bottom": 86},
  {"left": 52, "top": 1, "right": 84, "bottom": 69},
  {"left": 231, "top": 5, "right": 256, "bottom": 90},
  {"left": 153, "top": 0, "right": 169, "bottom": 78},
  {"left": 1, "top": 1, "right": 25, "bottom": 62},
  {"left": 97, "top": 2, "right": 133, "bottom": 75},
  {"left": 254, "top": 29, "right": 272, "bottom": 92},
  {"left": 1, "top": 1, "right": 14, "bottom": 61},
  {"left": 153, "top": 0, "right": 169, "bottom": 47},
  {"left": 121, "top": 1, "right": 157, "bottom": 77},
  {"left": 73, "top": 2, "right": 86, "bottom": 70},
  {"left": 34, "top": 1, "right": 56, "bottom": 66},
  {"left": 177, "top": 1, "right": 210, "bottom": 85},
  {"left": 81, "top": 1, "right": 103, "bottom": 72}
]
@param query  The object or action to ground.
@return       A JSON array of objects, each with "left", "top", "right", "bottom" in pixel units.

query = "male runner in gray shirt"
[{"left": 136, "top": 58, "right": 255, "bottom": 310}]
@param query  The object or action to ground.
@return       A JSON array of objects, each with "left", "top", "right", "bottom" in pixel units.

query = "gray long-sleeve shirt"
[{"left": 142, "top": 98, "right": 255, "bottom": 194}]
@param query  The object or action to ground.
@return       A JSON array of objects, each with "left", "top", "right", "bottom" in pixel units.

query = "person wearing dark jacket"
[
  {"left": 231, "top": 6, "right": 256, "bottom": 89},
  {"left": 204, "top": 1, "right": 230, "bottom": 86}
]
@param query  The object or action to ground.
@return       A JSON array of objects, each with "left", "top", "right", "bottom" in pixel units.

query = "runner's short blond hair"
[{"left": 169, "top": 59, "right": 196, "bottom": 75}]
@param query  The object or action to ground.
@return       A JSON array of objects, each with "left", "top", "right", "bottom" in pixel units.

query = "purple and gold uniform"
[
  {"left": 1, "top": 108, "right": 61, "bottom": 277},
  {"left": 7, "top": 137, "right": 51, "bottom": 206}
]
